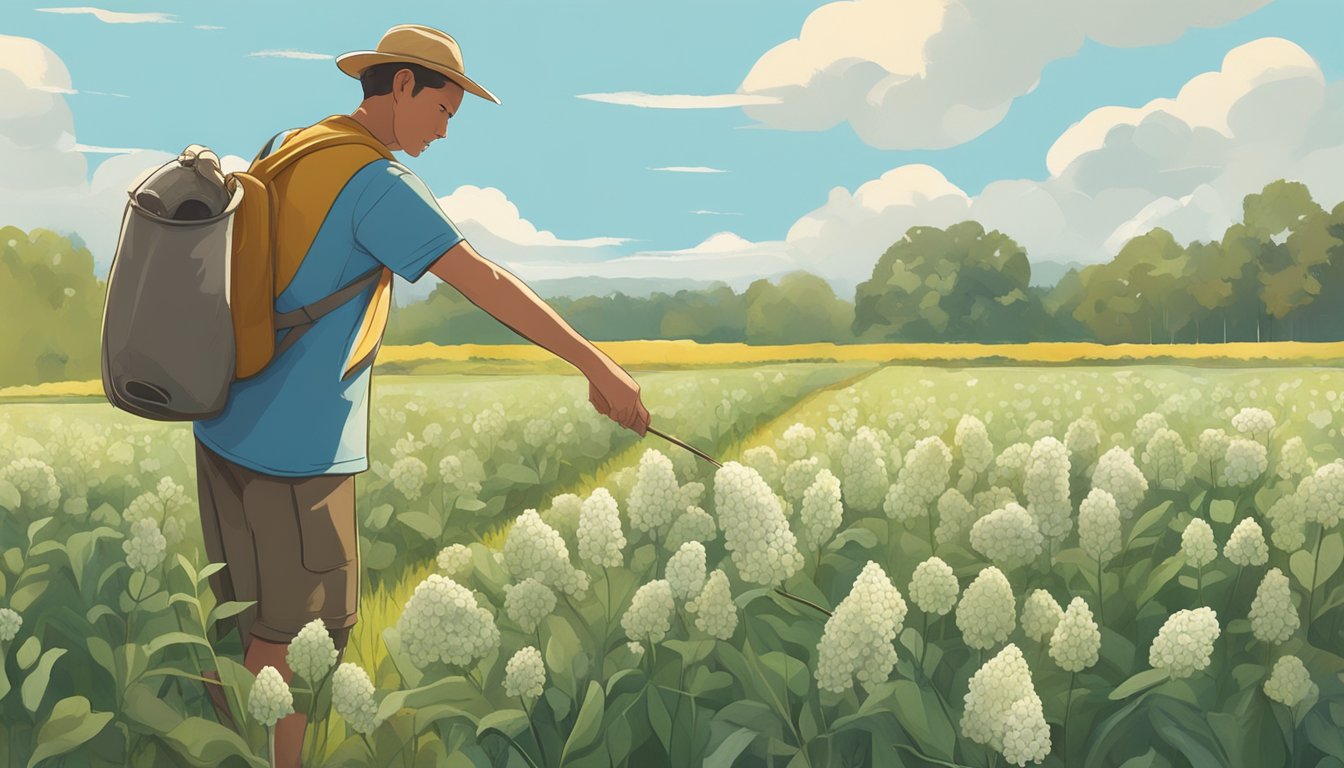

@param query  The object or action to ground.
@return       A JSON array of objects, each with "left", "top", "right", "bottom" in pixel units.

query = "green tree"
[
  {"left": 743, "top": 271, "right": 853, "bottom": 344},
  {"left": 0, "top": 226, "right": 105, "bottom": 386}
]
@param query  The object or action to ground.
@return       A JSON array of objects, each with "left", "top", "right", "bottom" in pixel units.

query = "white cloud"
[
  {"left": 246, "top": 50, "right": 333, "bottom": 60},
  {"left": 575, "top": 91, "right": 782, "bottom": 109},
  {"left": 591, "top": 0, "right": 1270, "bottom": 150},
  {"left": 194, "top": 25, "right": 225, "bottom": 31},
  {"left": 0, "top": 35, "right": 246, "bottom": 275},
  {"left": 649, "top": 166, "right": 726, "bottom": 174},
  {"left": 34, "top": 6, "right": 175, "bottom": 24},
  {"left": 33, "top": 84, "right": 127, "bottom": 97},
  {"left": 691, "top": 210, "right": 743, "bottom": 216}
]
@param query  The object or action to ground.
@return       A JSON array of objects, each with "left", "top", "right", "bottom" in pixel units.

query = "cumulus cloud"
[
  {"left": 34, "top": 6, "right": 175, "bottom": 24},
  {"left": 591, "top": 0, "right": 1270, "bottom": 150},
  {"left": 495, "top": 37, "right": 1344, "bottom": 292},
  {"left": 0, "top": 34, "right": 246, "bottom": 274}
]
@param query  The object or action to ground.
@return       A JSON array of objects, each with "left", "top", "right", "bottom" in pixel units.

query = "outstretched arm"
[{"left": 427, "top": 240, "right": 650, "bottom": 435}]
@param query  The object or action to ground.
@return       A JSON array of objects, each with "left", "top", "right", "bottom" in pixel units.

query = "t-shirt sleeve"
[{"left": 352, "top": 163, "right": 466, "bottom": 283}]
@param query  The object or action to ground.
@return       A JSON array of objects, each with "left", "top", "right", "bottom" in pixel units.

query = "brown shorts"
[{"left": 194, "top": 438, "right": 360, "bottom": 654}]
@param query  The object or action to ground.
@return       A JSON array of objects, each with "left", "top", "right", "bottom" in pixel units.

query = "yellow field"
[{"left": 6, "top": 339, "right": 1344, "bottom": 399}]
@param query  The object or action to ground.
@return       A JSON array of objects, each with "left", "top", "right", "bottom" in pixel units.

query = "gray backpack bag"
[{"left": 100, "top": 135, "right": 384, "bottom": 422}]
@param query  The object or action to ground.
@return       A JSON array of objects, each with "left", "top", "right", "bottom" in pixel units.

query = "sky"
[{"left": 3, "top": 0, "right": 1343, "bottom": 304}]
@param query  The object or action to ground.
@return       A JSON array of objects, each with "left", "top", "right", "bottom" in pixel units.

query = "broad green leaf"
[
  {"left": 175, "top": 553, "right": 197, "bottom": 585},
  {"left": 397, "top": 510, "right": 444, "bottom": 541},
  {"left": 207, "top": 600, "right": 254, "bottom": 626},
  {"left": 0, "top": 480, "right": 20, "bottom": 511},
  {"left": 1127, "top": 500, "right": 1174, "bottom": 547},
  {"left": 2, "top": 547, "right": 21, "bottom": 574},
  {"left": 26, "top": 696, "right": 113, "bottom": 768},
  {"left": 1110, "top": 668, "right": 1170, "bottom": 700},
  {"left": 147, "top": 632, "right": 213, "bottom": 658},
  {"left": 1209, "top": 499, "right": 1237, "bottom": 525},
  {"left": 375, "top": 674, "right": 476, "bottom": 724},
  {"left": 827, "top": 527, "right": 878, "bottom": 551},
  {"left": 705, "top": 727, "right": 758, "bottom": 768},
  {"left": 645, "top": 686, "right": 674, "bottom": 755},
  {"left": 21, "top": 647, "right": 68, "bottom": 713},
  {"left": 198, "top": 562, "right": 227, "bottom": 582},
  {"left": 561, "top": 680, "right": 606, "bottom": 764},
  {"left": 26, "top": 516, "right": 52, "bottom": 546},
  {"left": 161, "top": 715, "right": 269, "bottom": 767},
  {"left": 368, "top": 503, "right": 395, "bottom": 530},
  {"left": 1138, "top": 555, "right": 1184, "bottom": 606},
  {"left": 475, "top": 708, "right": 528, "bottom": 739},
  {"left": 363, "top": 539, "right": 399, "bottom": 570},
  {"left": 16, "top": 635, "right": 40, "bottom": 670},
  {"left": 496, "top": 462, "right": 539, "bottom": 485}
]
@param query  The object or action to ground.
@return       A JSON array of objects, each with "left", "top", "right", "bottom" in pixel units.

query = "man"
[{"left": 192, "top": 24, "right": 650, "bottom": 766}]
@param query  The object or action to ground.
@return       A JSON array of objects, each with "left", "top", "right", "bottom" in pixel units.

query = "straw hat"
[{"left": 336, "top": 24, "right": 500, "bottom": 105}]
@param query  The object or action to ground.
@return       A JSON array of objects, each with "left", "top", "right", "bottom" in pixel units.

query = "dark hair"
[{"left": 359, "top": 61, "right": 451, "bottom": 99}]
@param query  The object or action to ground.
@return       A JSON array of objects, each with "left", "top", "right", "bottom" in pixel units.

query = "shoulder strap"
[{"left": 270, "top": 265, "right": 384, "bottom": 359}]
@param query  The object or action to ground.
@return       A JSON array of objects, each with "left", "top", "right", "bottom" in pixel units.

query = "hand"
[{"left": 587, "top": 364, "right": 650, "bottom": 436}]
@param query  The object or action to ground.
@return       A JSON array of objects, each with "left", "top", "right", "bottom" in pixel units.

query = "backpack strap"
[{"left": 271, "top": 265, "right": 383, "bottom": 359}]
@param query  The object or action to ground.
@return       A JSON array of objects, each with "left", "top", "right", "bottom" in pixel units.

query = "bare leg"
[{"left": 245, "top": 636, "right": 306, "bottom": 768}]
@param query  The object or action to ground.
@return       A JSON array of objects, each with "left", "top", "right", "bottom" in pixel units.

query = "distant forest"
[{"left": 2, "top": 178, "right": 1342, "bottom": 387}]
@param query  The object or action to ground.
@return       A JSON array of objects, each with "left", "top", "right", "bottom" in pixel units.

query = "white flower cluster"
[
  {"left": 1222, "top": 439, "right": 1268, "bottom": 488},
  {"left": 1091, "top": 447, "right": 1148, "bottom": 518},
  {"left": 782, "top": 457, "right": 825, "bottom": 511},
  {"left": 504, "top": 578, "right": 556, "bottom": 634},
  {"left": 961, "top": 644, "right": 1049, "bottom": 764},
  {"left": 908, "top": 557, "right": 959, "bottom": 616},
  {"left": 713, "top": 462, "right": 804, "bottom": 587},
  {"left": 332, "top": 663, "right": 381, "bottom": 734},
  {"left": 0, "top": 458, "right": 61, "bottom": 511},
  {"left": 956, "top": 415, "right": 995, "bottom": 475},
  {"left": 122, "top": 491, "right": 160, "bottom": 526},
  {"left": 627, "top": 449, "right": 684, "bottom": 534},
  {"left": 971, "top": 503, "right": 1045, "bottom": 570},
  {"left": 1024, "top": 437, "right": 1072, "bottom": 543},
  {"left": 0, "top": 607, "right": 21, "bottom": 642},
  {"left": 1141, "top": 429, "right": 1190, "bottom": 490},
  {"left": 577, "top": 487, "right": 626, "bottom": 569},
  {"left": 666, "top": 506, "right": 718, "bottom": 550},
  {"left": 523, "top": 418, "right": 555, "bottom": 447},
  {"left": 1181, "top": 519, "right": 1218, "bottom": 569},
  {"left": 437, "top": 544, "right": 474, "bottom": 580},
  {"left": 1276, "top": 437, "right": 1316, "bottom": 482},
  {"left": 1078, "top": 489, "right": 1121, "bottom": 565},
  {"left": 502, "top": 509, "right": 588, "bottom": 597},
  {"left": 504, "top": 646, "right": 546, "bottom": 702},
  {"left": 974, "top": 487, "right": 1019, "bottom": 521},
  {"left": 666, "top": 542, "right": 708, "bottom": 601},
  {"left": 742, "top": 446, "right": 784, "bottom": 491},
  {"left": 1264, "top": 655, "right": 1316, "bottom": 708},
  {"left": 439, "top": 453, "right": 484, "bottom": 497},
  {"left": 396, "top": 574, "right": 500, "bottom": 668},
  {"left": 1149, "top": 607, "right": 1220, "bottom": 678},
  {"left": 957, "top": 567, "right": 1017, "bottom": 650},
  {"left": 1133, "top": 412, "right": 1168, "bottom": 448},
  {"left": 776, "top": 422, "right": 816, "bottom": 462},
  {"left": 1065, "top": 417, "right": 1102, "bottom": 470},
  {"left": 686, "top": 569, "right": 737, "bottom": 640},
  {"left": 1249, "top": 568, "right": 1299, "bottom": 644},
  {"left": 1001, "top": 695, "right": 1051, "bottom": 767},
  {"left": 123, "top": 517, "right": 168, "bottom": 572},
  {"left": 1197, "top": 429, "right": 1232, "bottom": 481},
  {"left": 1049, "top": 597, "right": 1100, "bottom": 672},
  {"left": 622, "top": 579, "right": 675, "bottom": 644},
  {"left": 935, "top": 488, "right": 978, "bottom": 547},
  {"left": 1265, "top": 493, "right": 1307, "bottom": 552},
  {"left": 1231, "top": 407, "right": 1275, "bottom": 439},
  {"left": 886, "top": 437, "right": 953, "bottom": 523},
  {"left": 1021, "top": 590, "right": 1063, "bottom": 642},
  {"left": 389, "top": 456, "right": 428, "bottom": 501},
  {"left": 1297, "top": 461, "right": 1344, "bottom": 529},
  {"left": 248, "top": 666, "right": 294, "bottom": 728},
  {"left": 799, "top": 469, "right": 843, "bottom": 551},
  {"left": 814, "top": 561, "right": 908, "bottom": 694},
  {"left": 541, "top": 493, "right": 583, "bottom": 546},
  {"left": 286, "top": 619, "right": 338, "bottom": 684},
  {"left": 1223, "top": 518, "right": 1269, "bottom": 567},
  {"left": 990, "top": 443, "right": 1032, "bottom": 493},
  {"left": 841, "top": 427, "right": 889, "bottom": 514}
]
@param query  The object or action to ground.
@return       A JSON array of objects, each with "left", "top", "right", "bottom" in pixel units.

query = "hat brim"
[{"left": 336, "top": 51, "right": 501, "bottom": 104}]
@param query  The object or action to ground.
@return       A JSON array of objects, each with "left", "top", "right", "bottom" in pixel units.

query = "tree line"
[{"left": 1, "top": 178, "right": 1341, "bottom": 387}]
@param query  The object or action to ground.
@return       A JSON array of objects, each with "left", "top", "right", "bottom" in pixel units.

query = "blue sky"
[{"left": 3, "top": 0, "right": 1343, "bottom": 298}]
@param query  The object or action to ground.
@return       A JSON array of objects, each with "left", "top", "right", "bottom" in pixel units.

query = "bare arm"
[{"left": 427, "top": 239, "right": 619, "bottom": 379}]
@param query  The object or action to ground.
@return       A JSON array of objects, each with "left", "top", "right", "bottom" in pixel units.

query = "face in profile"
[{"left": 392, "top": 70, "right": 465, "bottom": 157}]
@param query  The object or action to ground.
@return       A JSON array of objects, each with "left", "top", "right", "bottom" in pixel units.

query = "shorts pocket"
[{"left": 291, "top": 476, "right": 356, "bottom": 573}]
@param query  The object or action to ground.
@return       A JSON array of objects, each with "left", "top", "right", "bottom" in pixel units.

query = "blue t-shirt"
[{"left": 194, "top": 130, "right": 465, "bottom": 477}]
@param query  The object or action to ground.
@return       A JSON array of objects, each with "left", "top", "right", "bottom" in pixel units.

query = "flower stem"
[
  {"left": 522, "top": 696, "right": 548, "bottom": 767},
  {"left": 1306, "top": 524, "right": 1324, "bottom": 627},
  {"left": 1063, "top": 670, "right": 1077, "bottom": 763}
]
